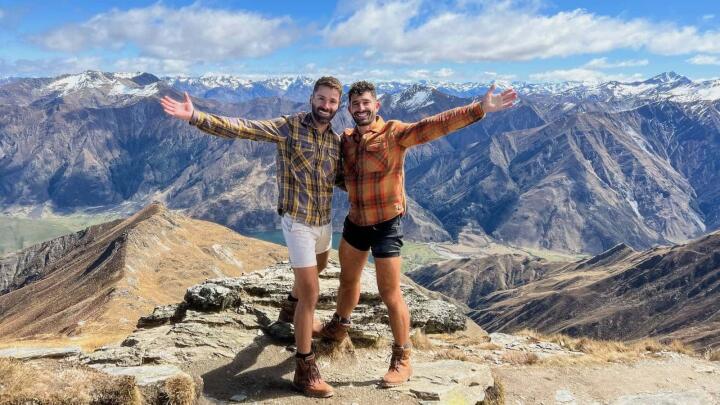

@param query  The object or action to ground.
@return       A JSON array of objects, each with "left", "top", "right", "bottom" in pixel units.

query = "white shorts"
[{"left": 280, "top": 214, "right": 332, "bottom": 268}]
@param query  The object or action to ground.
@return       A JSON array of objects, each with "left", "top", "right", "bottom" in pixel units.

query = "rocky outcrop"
[
  {"left": 84, "top": 262, "right": 467, "bottom": 367},
  {"left": 65, "top": 261, "right": 495, "bottom": 403}
]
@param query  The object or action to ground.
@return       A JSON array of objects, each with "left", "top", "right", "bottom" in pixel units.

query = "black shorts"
[{"left": 342, "top": 215, "right": 404, "bottom": 258}]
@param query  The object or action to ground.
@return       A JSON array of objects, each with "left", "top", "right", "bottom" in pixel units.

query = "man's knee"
[
  {"left": 379, "top": 286, "right": 403, "bottom": 306},
  {"left": 294, "top": 266, "right": 320, "bottom": 302},
  {"left": 296, "top": 287, "right": 319, "bottom": 306},
  {"left": 339, "top": 271, "right": 362, "bottom": 289}
]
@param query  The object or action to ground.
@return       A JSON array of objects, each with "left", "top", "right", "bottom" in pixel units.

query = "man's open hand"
[
  {"left": 481, "top": 84, "right": 518, "bottom": 113},
  {"left": 160, "top": 92, "right": 194, "bottom": 121}
]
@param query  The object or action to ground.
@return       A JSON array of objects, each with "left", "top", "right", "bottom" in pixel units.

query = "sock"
[
  {"left": 287, "top": 293, "right": 298, "bottom": 302},
  {"left": 333, "top": 313, "right": 351, "bottom": 325},
  {"left": 295, "top": 351, "right": 313, "bottom": 359}
]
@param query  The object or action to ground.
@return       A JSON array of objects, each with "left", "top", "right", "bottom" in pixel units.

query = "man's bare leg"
[
  {"left": 376, "top": 255, "right": 412, "bottom": 387},
  {"left": 336, "top": 238, "right": 370, "bottom": 319},
  {"left": 293, "top": 265, "right": 320, "bottom": 354},
  {"left": 292, "top": 250, "right": 328, "bottom": 298},
  {"left": 289, "top": 251, "right": 328, "bottom": 332},
  {"left": 375, "top": 256, "right": 409, "bottom": 346}
]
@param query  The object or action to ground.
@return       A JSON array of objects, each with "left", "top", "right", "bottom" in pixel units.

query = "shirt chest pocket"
[
  {"left": 289, "top": 139, "right": 316, "bottom": 173},
  {"left": 320, "top": 147, "right": 339, "bottom": 184},
  {"left": 362, "top": 136, "right": 390, "bottom": 173}
]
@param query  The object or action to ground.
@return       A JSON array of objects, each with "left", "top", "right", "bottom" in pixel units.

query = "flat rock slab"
[
  {"left": 94, "top": 364, "right": 185, "bottom": 386},
  {"left": 392, "top": 360, "right": 493, "bottom": 403},
  {"left": 0, "top": 346, "right": 81, "bottom": 360}
]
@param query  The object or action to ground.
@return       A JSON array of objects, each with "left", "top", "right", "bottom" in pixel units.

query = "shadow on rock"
[{"left": 201, "top": 336, "right": 298, "bottom": 402}]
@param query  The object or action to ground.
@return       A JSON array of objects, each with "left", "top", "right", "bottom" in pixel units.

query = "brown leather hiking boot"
[
  {"left": 277, "top": 297, "right": 297, "bottom": 323},
  {"left": 381, "top": 344, "right": 412, "bottom": 388},
  {"left": 317, "top": 313, "right": 350, "bottom": 342},
  {"left": 293, "top": 353, "right": 334, "bottom": 398}
]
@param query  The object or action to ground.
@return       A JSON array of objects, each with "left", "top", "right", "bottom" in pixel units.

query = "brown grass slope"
[
  {"left": 0, "top": 202, "right": 286, "bottom": 348},
  {"left": 470, "top": 231, "right": 720, "bottom": 349}
]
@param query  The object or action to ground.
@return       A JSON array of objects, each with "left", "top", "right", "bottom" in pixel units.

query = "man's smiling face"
[
  {"left": 310, "top": 85, "right": 341, "bottom": 124},
  {"left": 349, "top": 91, "right": 380, "bottom": 126}
]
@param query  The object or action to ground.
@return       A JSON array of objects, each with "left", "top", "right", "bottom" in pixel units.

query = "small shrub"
[
  {"left": 500, "top": 351, "right": 539, "bottom": 365},
  {"left": 481, "top": 375, "right": 506, "bottom": 405},
  {"left": 434, "top": 349, "right": 469, "bottom": 362},
  {"left": 164, "top": 373, "right": 196, "bottom": 405},
  {"left": 410, "top": 329, "right": 434, "bottom": 350}
]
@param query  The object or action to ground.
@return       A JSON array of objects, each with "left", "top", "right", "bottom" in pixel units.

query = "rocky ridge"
[{"left": 0, "top": 203, "right": 287, "bottom": 347}]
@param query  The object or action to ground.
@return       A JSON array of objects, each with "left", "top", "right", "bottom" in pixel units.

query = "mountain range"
[
  {"left": 408, "top": 230, "right": 720, "bottom": 349},
  {"left": 1, "top": 70, "right": 719, "bottom": 253}
]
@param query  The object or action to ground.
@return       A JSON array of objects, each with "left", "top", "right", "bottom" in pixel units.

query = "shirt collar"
[
  {"left": 352, "top": 115, "right": 385, "bottom": 137},
  {"left": 302, "top": 111, "right": 333, "bottom": 133}
]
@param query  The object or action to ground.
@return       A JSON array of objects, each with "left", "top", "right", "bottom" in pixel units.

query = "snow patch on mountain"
[{"left": 108, "top": 82, "right": 160, "bottom": 97}]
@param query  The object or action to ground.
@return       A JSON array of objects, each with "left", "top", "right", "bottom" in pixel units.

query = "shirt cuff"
[
  {"left": 472, "top": 102, "right": 486, "bottom": 120},
  {"left": 189, "top": 110, "right": 202, "bottom": 126}
]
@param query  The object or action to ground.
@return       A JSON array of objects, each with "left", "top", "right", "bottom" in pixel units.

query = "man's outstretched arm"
[
  {"left": 161, "top": 92, "right": 286, "bottom": 143},
  {"left": 394, "top": 85, "right": 517, "bottom": 148}
]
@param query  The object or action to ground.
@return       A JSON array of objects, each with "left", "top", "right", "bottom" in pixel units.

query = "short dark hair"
[
  {"left": 348, "top": 81, "right": 376, "bottom": 102},
  {"left": 313, "top": 76, "right": 343, "bottom": 98}
]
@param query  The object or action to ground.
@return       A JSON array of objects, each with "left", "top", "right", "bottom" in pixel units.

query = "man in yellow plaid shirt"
[{"left": 161, "top": 77, "right": 342, "bottom": 398}]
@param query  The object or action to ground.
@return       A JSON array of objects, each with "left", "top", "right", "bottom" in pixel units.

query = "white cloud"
[
  {"left": 584, "top": 57, "right": 648, "bottom": 69},
  {"left": 406, "top": 67, "right": 455, "bottom": 80},
  {"left": 407, "top": 69, "right": 430, "bottom": 79},
  {"left": 687, "top": 54, "right": 720, "bottom": 65},
  {"left": 529, "top": 68, "right": 644, "bottom": 83},
  {"left": 34, "top": 4, "right": 296, "bottom": 62},
  {"left": 113, "top": 57, "right": 192, "bottom": 76},
  {"left": 436, "top": 67, "right": 454, "bottom": 78},
  {"left": 702, "top": 14, "right": 715, "bottom": 21},
  {"left": 324, "top": 1, "right": 720, "bottom": 63}
]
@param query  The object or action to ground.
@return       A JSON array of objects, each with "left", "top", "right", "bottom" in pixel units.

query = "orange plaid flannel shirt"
[{"left": 342, "top": 102, "right": 485, "bottom": 226}]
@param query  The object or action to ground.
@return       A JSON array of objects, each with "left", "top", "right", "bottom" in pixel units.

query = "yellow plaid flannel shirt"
[{"left": 190, "top": 110, "right": 341, "bottom": 226}]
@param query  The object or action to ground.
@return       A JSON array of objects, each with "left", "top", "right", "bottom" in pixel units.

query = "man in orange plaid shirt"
[{"left": 320, "top": 80, "right": 517, "bottom": 387}]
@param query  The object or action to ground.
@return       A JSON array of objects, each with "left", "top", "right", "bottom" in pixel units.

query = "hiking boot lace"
[{"left": 388, "top": 350, "right": 402, "bottom": 372}]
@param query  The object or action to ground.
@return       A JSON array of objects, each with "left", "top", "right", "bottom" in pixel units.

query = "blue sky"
[{"left": 1, "top": 0, "right": 719, "bottom": 83}]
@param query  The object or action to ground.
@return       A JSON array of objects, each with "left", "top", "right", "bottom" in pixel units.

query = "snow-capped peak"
[
  {"left": 47, "top": 71, "right": 115, "bottom": 95},
  {"left": 646, "top": 71, "right": 688, "bottom": 84},
  {"left": 45, "top": 70, "right": 160, "bottom": 98},
  {"left": 390, "top": 84, "right": 435, "bottom": 110}
]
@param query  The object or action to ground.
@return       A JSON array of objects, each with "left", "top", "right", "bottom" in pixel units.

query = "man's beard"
[
  {"left": 311, "top": 105, "right": 336, "bottom": 124},
  {"left": 352, "top": 110, "right": 375, "bottom": 126}
]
